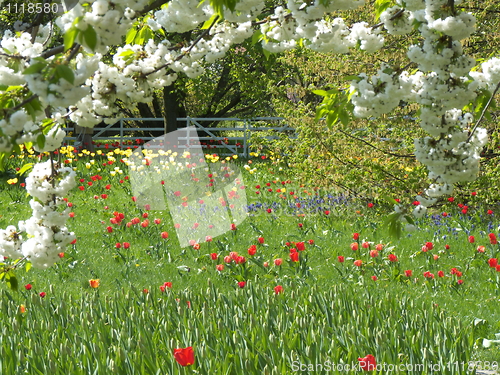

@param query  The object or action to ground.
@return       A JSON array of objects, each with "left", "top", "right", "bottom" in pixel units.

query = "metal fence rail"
[{"left": 64, "top": 116, "right": 294, "bottom": 157}]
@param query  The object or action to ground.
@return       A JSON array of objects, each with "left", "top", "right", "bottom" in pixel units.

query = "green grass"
[{"left": 1, "top": 148, "right": 500, "bottom": 374}]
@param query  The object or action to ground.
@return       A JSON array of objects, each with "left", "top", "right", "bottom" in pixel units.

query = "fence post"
[
  {"left": 120, "top": 119, "right": 124, "bottom": 146},
  {"left": 243, "top": 119, "right": 248, "bottom": 158}
]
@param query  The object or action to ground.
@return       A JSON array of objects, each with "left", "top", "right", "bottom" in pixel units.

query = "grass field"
[{"left": 1, "top": 146, "right": 500, "bottom": 374}]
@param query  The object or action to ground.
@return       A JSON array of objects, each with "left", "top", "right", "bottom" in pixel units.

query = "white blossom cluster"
[
  {"left": 349, "top": 66, "right": 418, "bottom": 118},
  {"left": 0, "top": 161, "right": 76, "bottom": 268},
  {"left": 260, "top": 3, "right": 383, "bottom": 54},
  {"left": 349, "top": 0, "right": 495, "bottom": 221},
  {"left": 56, "top": 0, "right": 139, "bottom": 53}
]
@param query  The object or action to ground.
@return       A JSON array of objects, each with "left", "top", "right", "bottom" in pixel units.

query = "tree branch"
[
  {"left": 143, "top": 15, "right": 220, "bottom": 78},
  {"left": 135, "top": 0, "right": 171, "bottom": 18}
]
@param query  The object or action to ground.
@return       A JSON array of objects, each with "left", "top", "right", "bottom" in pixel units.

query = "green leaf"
[
  {"left": 83, "top": 25, "right": 98, "bottom": 50},
  {"left": 22, "top": 62, "right": 46, "bottom": 75},
  {"left": 261, "top": 46, "right": 272, "bottom": 60},
  {"left": 374, "top": 0, "right": 395, "bottom": 20},
  {"left": 383, "top": 212, "right": 403, "bottom": 239},
  {"left": 17, "top": 163, "right": 34, "bottom": 176},
  {"left": 64, "top": 26, "right": 79, "bottom": 51},
  {"left": 5, "top": 270, "right": 18, "bottom": 291},
  {"left": 312, "top": 89, "right": 330, "bottom": 97},
  {"left": 201, "top": 14, "right": 219, "bottom": 29},
  {"left": 0, "top": 152, "right": 8, "bottom": 172},
  {"left": 125, "top": 27, "right": 138, "bottom": 44},
  {"left": 55, "top": 65, "right": 75, "bottom": 85},
  {"left": 251, "top": 30, "right": 263, "bottom": 45},
  {"left": 343, "top": 75, "right": 363, "bottom": 82},
  {"left": 37, "top": 134, "right": 46, "bottom": 150},
  {"left": 25, "top": 262, "right": 32, "bottom": 272},
  {"left": 135, "top": 26, "right": 153, "bottom": 45}
]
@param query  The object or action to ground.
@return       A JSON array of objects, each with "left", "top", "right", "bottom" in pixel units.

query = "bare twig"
[
  {"left": 467, "top": 81, "right": 500, "bottom": 143},
  {"left": 337, "top": 128, "right": 415, "bottom": 159}
]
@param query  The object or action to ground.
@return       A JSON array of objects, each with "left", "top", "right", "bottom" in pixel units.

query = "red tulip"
[
  {"left": 353, "top": 260, "right": 363, "bottom": 267},
  {"left": 353, "top": 233, "right": 359, "bottom": 240},
  {"left": 289, "top": 252, "right": 299, "bottom": 262},
  {"left": 337, "top": 256, "right": 345, "bottom": 263},
  {"left": 404, "top": 270, "right": 412, "bottom": 277},
  {"left": 237, "top": 281, "right": 246, "bottom": 288},
  {"left": 388, "top": 254, "right": 398, "bottom": 262},
  {"left": 25, "top": 283, "right": 32, "bottom": 290},
  {"left": 358, "top": 354, "right": 376, "bottom": 371},
  {"left": 173, "top": 347, "right": 195, "bottom": 366},
  {"left": 488, "top": 258, "right": 498, "bottom": 268},
  {"left": 258, "top": 237, "right": 265, "bottom": 244},
  {"left": 274, "top": 258, "right": 283, "bottom": 266},
  {"left": 248, "top": 245, "right": 257, "bottom": 256},
  {"left": 274, "top": 285, "right": 283, "bottom": 294}
]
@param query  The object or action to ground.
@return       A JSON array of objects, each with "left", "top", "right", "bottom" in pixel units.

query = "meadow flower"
[
  {"left": 488, "top": 258, "right": 498, "bottom": 268},
  {"left": 337, "top": 256, "right": 345, "bottom": 263},
  {"left": 369, "top": 250, "right": 379, "bottom": 258},
  {"left": 89, "top": 279, "right": 100, "bottom": 288},
  {"left": 371, "top": 275, "right": 377, "bottom": 281},
  {"left": 353, "top": 260, "right": 363, "bottom": 267},
  {"left": 39, "top": 292, "right": 46, "bottom": 298},
  {"left": 216, "top": 264, "right": 224, "bottom": 271},
  {"left": 388, "top": 254, "right": 398, "bottom": 262},
  {"left": 274, "top": 258, "right": 283, "bottom": 266},
  {"left": 353, "top": 233, "right": 359, "bottom": 240},
  {"left": 161, "top": 232, "right": 169, "bottom": 239},
  {"left": 25, "top": 283, "right": 32, "bottom": 290},
  {"left": 237, "top": 281, "right": 246, "bottom": 288},
  {"left": 351, "top": 243, "right": 359, "bottom": 251},
  {"left": 258, "top": 237, "right": 265, "bottom": 244},
  {"left": 468, "top": 236, "right": 475, "bottom": 243},
  {"left": 289, "top": 252, "right": 299, "bottom": 262},
  {"left": 404, "top": 270, "right": 412, "bottom": 277},
  {"left": 174, "top": 346, "right": 194, "bottom": 366},
  {"left": 274, "top": 285, "right": 283, "bottom": 294}
]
